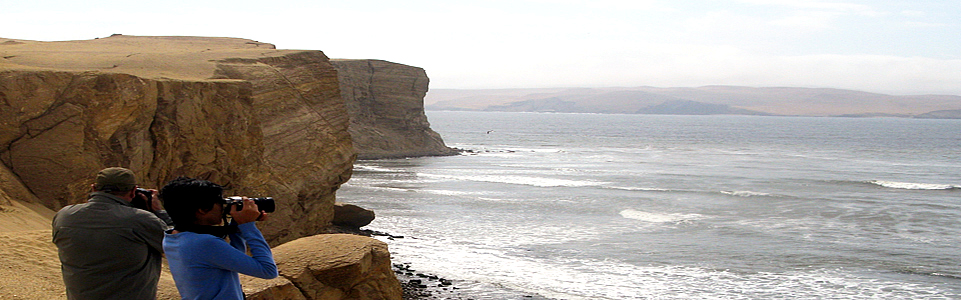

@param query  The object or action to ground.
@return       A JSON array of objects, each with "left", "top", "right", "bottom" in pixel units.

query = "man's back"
[{"left": 52, "top": 192, "right": 166, "bottom": 300}]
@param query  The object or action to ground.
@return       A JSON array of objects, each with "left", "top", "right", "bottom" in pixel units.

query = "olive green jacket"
[{"left": 52, "top": 192, "right": 168, "bottom": 300}]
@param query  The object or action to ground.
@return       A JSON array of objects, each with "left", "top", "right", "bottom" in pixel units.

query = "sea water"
[{"left": 336, "top": 111, "right": 961, "bottom": 299}]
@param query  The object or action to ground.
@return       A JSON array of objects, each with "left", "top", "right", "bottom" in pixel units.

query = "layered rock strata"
[
  {"left": 0, "top": 35, "right": 353, "bottom": 245},
  {"left": 0, "top": 35, "right": 412, "bottom": 299},
  {"left": 242, "top": 234, "right": 402, "bottom": 300},
  {"left": 333, "top": 59, "right": 457, "bottom": 159}
]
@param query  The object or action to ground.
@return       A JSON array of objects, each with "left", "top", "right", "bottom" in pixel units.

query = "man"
[
  {"left": 52, "top": 167, "right": 172, "bottom": 300},
  {"left": 161, "top": 177, "right": 277, "bottom": 299}
]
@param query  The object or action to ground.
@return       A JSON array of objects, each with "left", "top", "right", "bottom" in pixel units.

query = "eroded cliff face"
[
  {"left": 333, "top": 59, "right": 457, "bottom": 159},
  {"left": 0, "top": 35, "right": 420, "bottom": 300},
  {"left": 0, "top": 35, "right": 354, "bottom": 245}
]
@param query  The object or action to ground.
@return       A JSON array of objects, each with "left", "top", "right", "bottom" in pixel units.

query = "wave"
[
  {"left": 420, "top": 189, "right": 485, "bottom": 197},
  {"left": 720, "top": 190, "right": 776, "bottom": 197},
  {"left": 353, "top": 164, "right": 403, "bottom": 173},
  {"left": 868, "top": 180, "right": 960, "bottom": 190},
  {"left": 620, "top": 209, "right": 705, "bottom": 223},
  {"left": 417, "top": 173, "right": 607, "bottom": 188},
  {"left": 605, "top": 186, "right": 673, "bottom": 192},
  {"left": 605, "top": 187, "right": 782, "bottom": 199}
]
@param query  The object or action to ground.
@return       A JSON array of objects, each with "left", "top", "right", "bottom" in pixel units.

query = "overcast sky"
[{"left": 3, "top": 0, "right": 960, "bottom": 95}]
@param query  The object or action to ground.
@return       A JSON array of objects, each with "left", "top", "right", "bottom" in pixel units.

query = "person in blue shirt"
[{"left": 161, "top": 177, "right": 278, "bottom": 300}]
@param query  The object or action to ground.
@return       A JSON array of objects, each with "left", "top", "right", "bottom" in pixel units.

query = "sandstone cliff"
[
  {"left": 0, "top": 35, "right": 408, "bottom": 299},
  {"left": 333, "top": 59, "right": 457, "bottom": 159},
  {"left": 0, "top": 35, "right": 353, "bottom": 245}
]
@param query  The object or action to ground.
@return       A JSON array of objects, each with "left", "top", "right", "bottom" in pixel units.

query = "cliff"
[
  {"left": 0, "top": 35, "right": 352, "bottom": 245},
  {"left": 333, "top": 59, "right": 457, "bottom": 159},
  {"left": 0, "top": 35, "right": 410, "bottom": 299}
]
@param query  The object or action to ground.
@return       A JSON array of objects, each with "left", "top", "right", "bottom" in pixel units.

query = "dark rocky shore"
[{"left": 393, "top": 262, "right": 468, "bottom": 300}]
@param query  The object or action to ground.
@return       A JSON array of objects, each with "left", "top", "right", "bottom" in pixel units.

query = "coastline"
[
  {"left": 392, "top": 260, "right": 556, "bottom": 300},
  {"left": 370, "top": 231, "right": 556, "bottom": 300}
]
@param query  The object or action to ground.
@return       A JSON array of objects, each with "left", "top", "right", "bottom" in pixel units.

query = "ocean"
[{"left": 337, "top": 111, "right": 961, "bottom": 299}]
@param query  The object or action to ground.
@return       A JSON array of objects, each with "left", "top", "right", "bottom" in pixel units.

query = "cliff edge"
[
  {"left": 333, "top": 59, "right": 457, "bottom": 159},
  {"left": 0, "top": 35, "right": 352, "bottom": 245},
  {"left": 0, "top": 35, "right": 413, "bottom": 299}
]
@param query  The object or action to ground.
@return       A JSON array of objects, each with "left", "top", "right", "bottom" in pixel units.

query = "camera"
[
  {"left": 131, "top": 188, "right": 154, "bottom": 210},
  {"left": 223, "top": 196, "right": 275, "bottom": 213}
]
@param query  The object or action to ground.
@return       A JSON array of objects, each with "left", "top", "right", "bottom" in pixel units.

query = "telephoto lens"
[{"left": 223, "top": 196, "right": 275, "bottom": 213}]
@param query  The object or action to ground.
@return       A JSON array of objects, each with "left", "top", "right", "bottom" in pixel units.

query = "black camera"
[
  {"left": 223, "top": 196, "right": 275, "bottom": 213},
  {"left": 131, "top": 188, "right": 154, "bottom": 210}
]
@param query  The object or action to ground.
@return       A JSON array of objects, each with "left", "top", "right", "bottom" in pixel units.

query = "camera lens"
[{"left": 253, "top": 198, "right": 275, "bottom": 213}]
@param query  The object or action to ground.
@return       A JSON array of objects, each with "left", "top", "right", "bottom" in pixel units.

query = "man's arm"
[
  {"left": 195, "top": 223, "right": 277, "bottom": 279},
  {"left": 152, "top": 210, "right": 175, "bottom": 227},
  {"left": 143, "top": 189, "right": 175, "bottom": 227},
  {"left": 136, "top": 212, "right": 169, "bottom": 254}
]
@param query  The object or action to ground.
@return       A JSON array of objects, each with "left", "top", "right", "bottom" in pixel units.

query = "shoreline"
[
  {"left": 393, "top": 262, "right": 466, "bottom": 300},
  {"left": 369, "top": 231, "right": 556, "bottom": 300}
]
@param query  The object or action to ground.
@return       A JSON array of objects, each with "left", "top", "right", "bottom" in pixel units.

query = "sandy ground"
[
  {"left": 0, "top": 230, "right": 66, "bottom": 299},
  {"left": 0, "top": 196, "right": 67, "bottom": 299},
  {"left": 1, "top": 35, "right": 293, "bottom": 81},
  {"left": 0, "top": 199, "right": 191, "bottom": 300}
]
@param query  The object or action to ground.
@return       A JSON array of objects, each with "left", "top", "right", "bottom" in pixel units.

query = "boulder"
[
  {"left": 244, "top": 234, "right": 402, "bottom": 300},
  {"left": 240, "top": 276, "right": 308, "bottom": 300},
  {"left": 332, "top": 202, "right": 375, "bottom": 228}
]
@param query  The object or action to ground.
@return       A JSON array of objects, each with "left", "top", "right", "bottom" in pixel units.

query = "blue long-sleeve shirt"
[{"left": 163, "top": 222, "right": 278, "bottom": 300}]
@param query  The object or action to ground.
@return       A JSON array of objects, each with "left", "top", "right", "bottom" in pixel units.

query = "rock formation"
[
  {"left": 0, "top": 35, "right": 353, "bottom": 245},
  {"left": 242, "top": 234, "right": 402, "bottom": 300},
  {"left": 333, "top": 59, "right": 458, "bottom": 159},
  {"left": 0, "top": 35, "right": 428, "bottom": 299},
  {"left": 332, "top": 202, "right": 376, "bottom": 228}
]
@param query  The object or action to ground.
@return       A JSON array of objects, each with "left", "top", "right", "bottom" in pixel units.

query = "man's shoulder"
[
  {"left": 123, "top": 207, "right": 167, "bottom": 227},
  {"left": 53, "top": 202, "right": 94, "bottom": 220},
  {"left": 56, "top": 201, "right": 162, "bottom": 225},
  {"left": 55, "top": 202, "right": 86, "bottom": 213}
]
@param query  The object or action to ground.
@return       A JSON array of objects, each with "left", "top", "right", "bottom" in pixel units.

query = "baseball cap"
[{"left": 94, "top": 167, "right": 137, "bottom": 192}]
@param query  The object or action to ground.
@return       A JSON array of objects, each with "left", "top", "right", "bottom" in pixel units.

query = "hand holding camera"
[
  {"left": 133, "top": 188, "right": 162, "bottom": 212},
  {"left": 224, "top": 197, "right": 274, "bottom": 224},
  {"left": 228, "top": 198, "right": 261, "bottom": 224}
]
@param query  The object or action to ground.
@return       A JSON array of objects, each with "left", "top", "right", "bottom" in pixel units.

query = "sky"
[{"left": 3, "top": 0, "right": 960, "bottom": 95}]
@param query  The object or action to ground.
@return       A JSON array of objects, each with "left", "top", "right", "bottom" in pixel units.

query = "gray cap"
[{"left": 94, "top": 167, "right": 136, "bottom": 192}]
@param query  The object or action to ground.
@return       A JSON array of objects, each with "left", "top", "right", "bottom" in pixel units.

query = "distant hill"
[{"left": 425, "top": 86, "right": 961, "bottom": 118}]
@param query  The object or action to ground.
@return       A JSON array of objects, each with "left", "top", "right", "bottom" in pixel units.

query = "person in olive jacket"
[{"left": 52, "top": 167, "right": 173, "bottom": 300}]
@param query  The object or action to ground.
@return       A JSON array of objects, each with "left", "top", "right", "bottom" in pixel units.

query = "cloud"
[
  {"left": 735, "top": 0, "right": 871, "bottom": 11},
  {"left": 768, "top": 10, "right": 844, "bottom": 30},
  {"left": 900, "top": 10, "right": 925, "bottom": 17}
]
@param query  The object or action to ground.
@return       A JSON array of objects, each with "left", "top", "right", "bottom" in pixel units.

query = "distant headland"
[{"left": 425, "top": 86, "right": 961, "bottom": 118}]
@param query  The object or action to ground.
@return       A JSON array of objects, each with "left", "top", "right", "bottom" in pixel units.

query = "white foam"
[
  {"left": 620, "top": 209, "right": 705, "bottom": 223},
  {"left": 721, "top": 190, "right": 774, "bottom": 197},
  {"left": 607, "top": 186, "right": 672, "bottom": 192},
  {"left": 353, "top": 164, "right": 403, "bottom": 173},
  {"left": 418, "top": 173, "right": 606, "bottom": 188},
  {"left": 420, "top": 189, "right": 479, "bottom": 196},
  {"left": 380, "top": 234, "right": 959, "bottom": 299},
  {"left": 869, "top": 180, "right": 958, "bottom": 190}
]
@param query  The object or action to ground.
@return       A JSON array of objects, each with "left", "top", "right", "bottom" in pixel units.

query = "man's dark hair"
[{"left": 160, "top": 177, "right": 224, "bottom": 226}]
